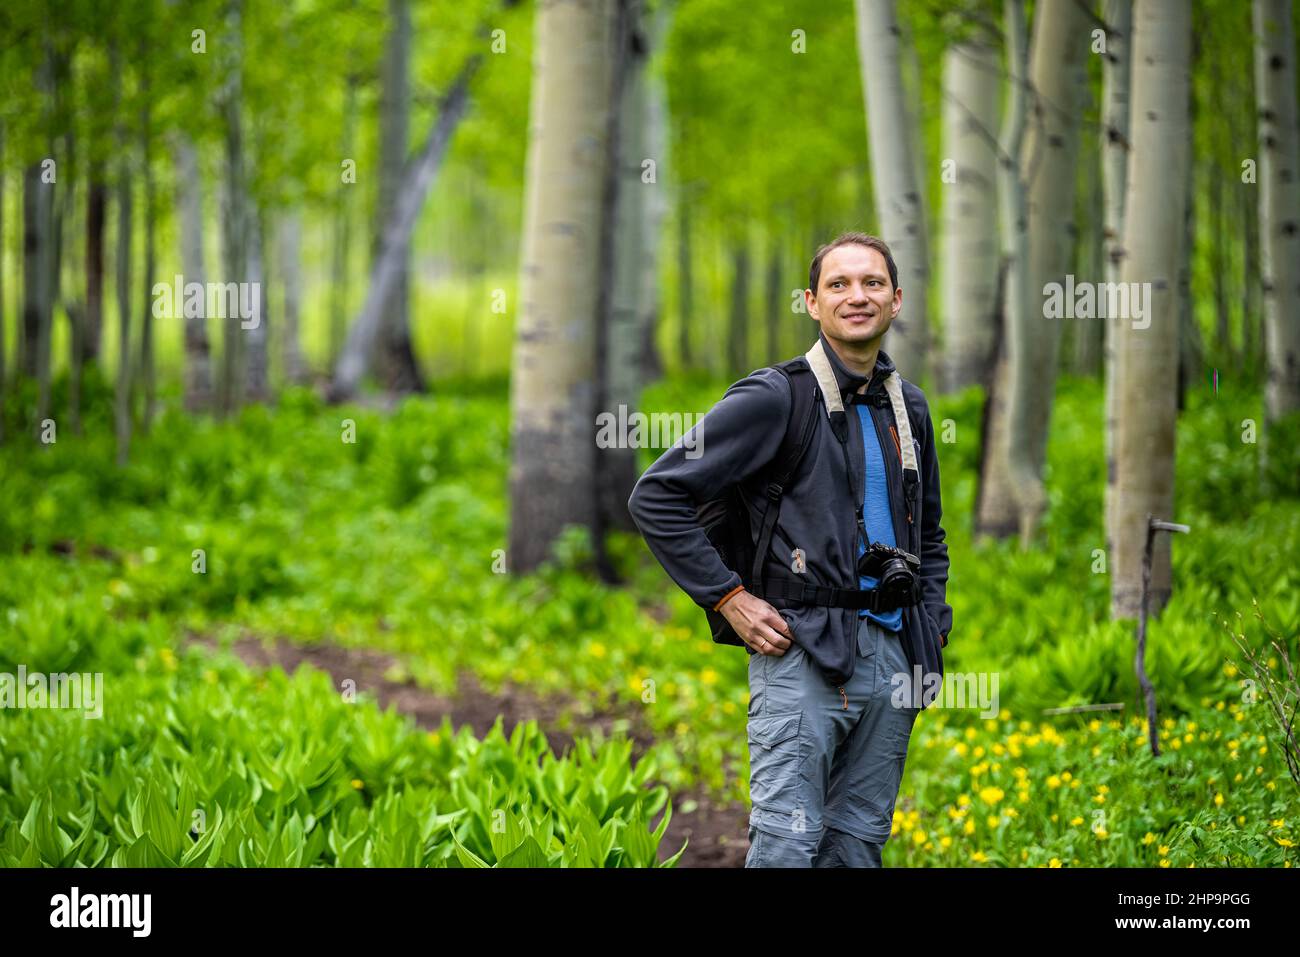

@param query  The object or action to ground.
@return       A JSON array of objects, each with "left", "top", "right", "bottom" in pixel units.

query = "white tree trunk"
[
  {"left": 1103, "top": 0, "right": 1132, "bottom": 560},
  {"left": 1253, "top": 0, "right": 1300, "bottom": 424},
  {"left": 508, "top": 0, "right": 615, "bottom": 572},
  {"left": 940, "top": 41, "right": 1000, "bottom": 393},
  {"left": 854, "top": 0, "right": 930, "bottom": 381},
  {"left": 1111, "top": 0, "right": 1191, "bottom": 619},
  {"left": 1016, "top": 0, "right": 1090, "bottom": 537}
]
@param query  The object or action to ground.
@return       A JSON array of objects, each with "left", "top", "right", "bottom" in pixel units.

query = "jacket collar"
[{"left": 815, "top": 329, "right": 895, "bottom": 404}]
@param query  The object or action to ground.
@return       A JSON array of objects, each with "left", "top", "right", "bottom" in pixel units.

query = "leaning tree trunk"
[
  {"left": 854, "top": 0, "right": 930, "bottom": 381},
  {"left": 939, "top": 41, "right": 1000, "bottom": 393},
  {"left": 508, "top": 0, "right": 615, "bottom": 573},
  {"left": 372, "top": 0, "right": 424, "bottom": 394},
  {"left": 1013, "top": 0, "right": 1090, "bottom": 540},
  {"left": 329, "top": 54, "right": 479, "bottom": 401},
  {"left": 1253, "top": 0, "right": 1300, "bottom": 428},
  {"left": 976, "top": 0, "right": 1030, "bottom": 542},
  {"left": 175, "top": 135, "right": 213, "bottom": 412},
  {"left": 1102, "top": 0, "right": 1132, "bottom": 561},
  {"left": 1111, "top": 0, "right": 1191, "bottom": 620}
]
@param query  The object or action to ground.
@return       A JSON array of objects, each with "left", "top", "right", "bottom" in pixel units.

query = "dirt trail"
[{"left": 186, "top": 631, "right": 749, "bottom": 868}]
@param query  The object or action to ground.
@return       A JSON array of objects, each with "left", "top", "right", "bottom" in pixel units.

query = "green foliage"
[
  {"left": 3, "top": 355, "right": 1297, "bottom": 866},
  {"left": 0, "top": 650, "right": 679, "bottom": 867}
]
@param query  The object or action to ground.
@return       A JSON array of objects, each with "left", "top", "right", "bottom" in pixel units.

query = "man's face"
[{"left": 804, "top": 244, "right": 902, "bottom": 348}]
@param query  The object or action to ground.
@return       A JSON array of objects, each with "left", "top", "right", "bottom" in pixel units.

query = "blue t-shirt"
[{"left": 855, "top": 404, "right": 903, "bottom": 631}]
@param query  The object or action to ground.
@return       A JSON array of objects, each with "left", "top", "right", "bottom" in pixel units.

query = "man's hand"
[{"left": 720, "top": 589, "right": 794, "bottom": 655}]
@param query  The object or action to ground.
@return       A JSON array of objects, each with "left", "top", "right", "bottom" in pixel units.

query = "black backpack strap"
[
  {"left": 750, "top": 360, "right": 819, "bottom": 598},
  {"left": 761, "top": 570, "right": 918, "bottom": 611}
]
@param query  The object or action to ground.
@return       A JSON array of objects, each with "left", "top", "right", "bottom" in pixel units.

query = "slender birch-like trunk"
[
  {"left": 508, "top": 0, "right": 615, "bottom": 572},
  {"left": 940, "top": 41, "right": 1000, "bottom": 393},
  {"left": 854, "top": 0, "right": 930, "bottom": 381},
  {"left": 1253, "top": 0, "right": 1300, "bottom": 425},
  {"left": 1103, "top": 0, "right": 1132, "bottom": 560},
  {"left": 1111, "top": 0, "right": 1191, "bottom": 619},
  {"left": 1015, "top": 0, "right": 1089, "bottom": 538}
]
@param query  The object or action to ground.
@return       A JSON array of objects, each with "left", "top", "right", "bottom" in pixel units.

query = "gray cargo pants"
[{"left": 744, "top": 616, "right": 919, "bottom": 867}]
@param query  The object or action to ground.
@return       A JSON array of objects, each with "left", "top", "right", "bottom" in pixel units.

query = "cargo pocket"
[{"left": 747, "top": 709, "right": 805, "bottom": 824}]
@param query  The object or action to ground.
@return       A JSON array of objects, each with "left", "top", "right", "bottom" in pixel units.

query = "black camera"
[{"left": 857, "top": 541, "right": 922, "bottom": 607}]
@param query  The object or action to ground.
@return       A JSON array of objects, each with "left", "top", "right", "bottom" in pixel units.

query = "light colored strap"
[
  {"left": 883, "top": 371, "right": 918, "bottom": 475},
  {"left": 807, "top": 338, "right": 918, "bottom": 477},
  {"left": 804, "top": 339, "right": 843, "bottom": 416}
]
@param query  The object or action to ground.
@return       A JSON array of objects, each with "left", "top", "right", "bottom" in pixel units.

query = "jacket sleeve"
[
  {"left": 915, "top": 393, "right": 953, "bottom": 647},
  {"left": 627, "top": 368, "right": 791, "bottom": 610}
]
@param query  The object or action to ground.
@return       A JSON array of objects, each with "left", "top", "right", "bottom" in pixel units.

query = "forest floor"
[{"left": 184, "top": 629, "right": 750, "bottom": 868}]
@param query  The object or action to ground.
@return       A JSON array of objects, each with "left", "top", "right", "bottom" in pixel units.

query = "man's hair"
[{"left": 808, "top": 232, "right": 899, "bottom": 295}]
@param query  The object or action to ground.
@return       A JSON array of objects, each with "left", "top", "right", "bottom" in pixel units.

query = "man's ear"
[
  {"left": 804, "top": 288, "right": 819, "bottom": 321},
  {"left": 891, "top": 287, "right": 903, "bottom": 318}
]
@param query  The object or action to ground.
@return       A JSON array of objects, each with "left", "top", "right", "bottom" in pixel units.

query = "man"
[{"left": 627, "top": 232, "right": 952, "bottom": 867}]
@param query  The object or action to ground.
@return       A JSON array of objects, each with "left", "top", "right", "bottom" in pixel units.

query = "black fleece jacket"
[{"left": 627, "top": 331, "right": 952, "bottom": 702}]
